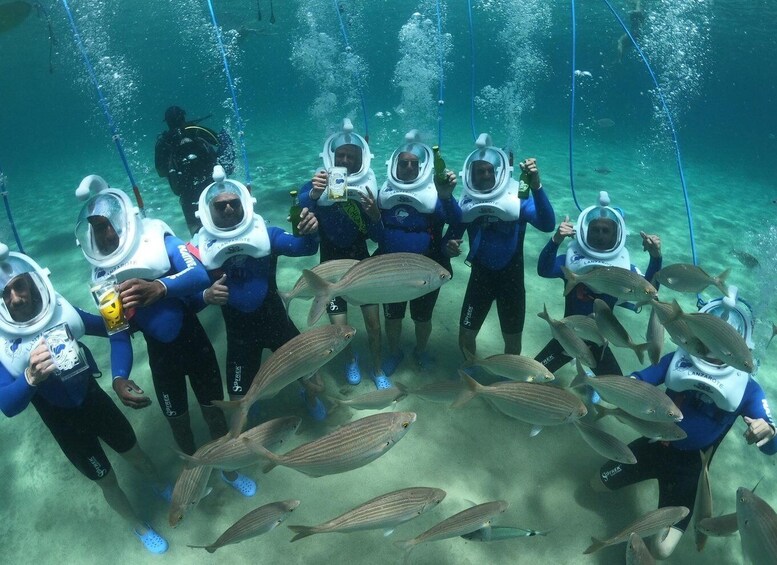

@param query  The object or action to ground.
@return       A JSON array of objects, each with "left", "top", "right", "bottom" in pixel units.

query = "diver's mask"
[
  {"left": 690, "top": 286, "right": 756, "bottom": 375},
  {"left": 0, "top": 243, "right": 56, "bottom": 336},
  {"left": 320, "top": 118, "right": 373, "bottom": 186},
  {"left": 196, "top": 166, "right": 255, "bottom": 238},
  {"left": 461, "top": 134, "right": 511, "bottom": 198},
  {"left": 386, "top": 130, "right": 433, "bottom": 191},
  {"left": 74, "top": 176, "right": 140, "bottom": 270},
  {"left": 575, "top": 191, "right": 627, "bottom": 260}
]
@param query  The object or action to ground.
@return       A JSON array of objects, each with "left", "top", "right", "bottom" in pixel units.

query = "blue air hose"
[
  {"left": 0, "top": 163, "right": 24, "bottom": 253},
  {"left": 466, "top": 0, "right": 477, "bottom": 141},
  {"left": 569, "top": 0, "right": 582, "bottom": 212},
  {"left": 59, "top": 0, "right": 145, "bottom": 214},
  {"left": 205, "top": 0, "right": 252, "bottom": 189},
  {"left": 333, "top": 0, "right": 369, "bottom": 139},
  {"left": 434, "top": 0, "right": 445, "bottom": 146}
]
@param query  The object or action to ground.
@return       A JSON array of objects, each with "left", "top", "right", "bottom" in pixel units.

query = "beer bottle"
[
  {"left": 289, "top": 190, "right": 302, "bottom": 236},
  {"left": 432, "top": 145, "right": 447, "bottom": 184},
  {"left": 518, "top": 165, "right": 531, "bottom": 199}
]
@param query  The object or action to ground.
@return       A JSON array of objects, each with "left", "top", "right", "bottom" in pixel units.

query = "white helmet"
[
  {"left": 0, "top": 243, "right": 56, "bottom": 336},
  {"left": 196, "top": 165, "right": 256, "bottom": 238}
]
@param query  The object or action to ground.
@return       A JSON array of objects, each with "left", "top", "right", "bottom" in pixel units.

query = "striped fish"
[
  {"left": 462, "top": 349, "right": 555, "bottom": 383},
  {"left": 737, "top": 487, "right": 777, "bottom": 564},
  {"left": 278, "top": 259, "right": 359, "bottom": 310},
  {"left": 288, "top": 487, "right": 446, "bottom": 541},
  {"left": 538, "top": 303, "right": 597, "bottom": 368},
  {"left": 693, "top": 446, "right": 715, "bottom": 551},
  {"left": 169, "top": 464, "right": 212, "bottom": 527},
  {"left": 646, "top": 305, "right": 665, "bottom": 366},
  {"left": 453, "top": 372, "right": 587, "bottom": 426},
  {"left": 584, "top": 506, "right": 689, "bottom": 554},
  {"left": 188, "top": 499, "right": 300, "bottom": 553},
  {"left": 696, "top": 513, "right": 738, "bottom": 537},
  {"left": 249, "top": 412, "right": 416, "bottom": 477},
  {"left": 395, "top": 500, "right": 509, "bottom": 551},
  {"left": 563, "top": 314, "right": 607, "bottom": 346},
  {"left": 650, "top": 299, "right": 709, "bottom": 358},
  {"left": 562, "top": 265, "right": 658, "bottom": 304},
  {"left": 303, "top": 253, "right": 451, "bottom": 325},
  {"left": 593, "top": 299, "right": 649, "bottom": 363},
  {"left": 407, "top": 379, "right": 467, "bottom": 404},
  {"left": 600, "top": 406, "right": 687, "bottom": 441},
  {"left": 213, "top": 324, "right": 356, "bottom": 437},
  {"left": 177, "top": 416, "right": 301, "bottom": 470},
  {"left": 681, "top": 311, "right": 755, "bottom": 373},
  {"left": 652, "top": 263, "right": 729, "bottom": 295},
  {"left": 573, "top": 420, "right": 636, "bottom": 464},
  {"left": 327, "top": 384, "right": 408, "bottom": 410}
]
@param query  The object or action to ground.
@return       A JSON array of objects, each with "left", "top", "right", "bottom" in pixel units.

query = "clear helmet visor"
[
  {"left": 0, "top": 255, "right": 55, "bottom": 334},
  {"left": 390, "top": 143, "right": 431, "bottom": 185},
  {"left": 75, "top": 192, "right": 131, "bottom": 263},
  {"left": 575, "top": 205, "right": 626, "bottom": 260},
  {"left": 199, "top": 179, "right": 253, "bottom": 235},
  {"left": 464, "top": 148, "right": 507, "bottom": 194},
  {"left": 327, "top": 137, "right": 367, "bottom": 177}
]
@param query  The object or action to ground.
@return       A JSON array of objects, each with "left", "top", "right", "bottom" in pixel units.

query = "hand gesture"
[
  {"left": 744, "top": 416, "right": 777, "bottom": 447},
  {"left": 640, "top": 231, "right": 662, "bottom": 258},
  {"left": 519, "top": 157, "right": 541, "bottom": 189},
  {"left": 360, "top": 186, "right": 381, "bottom": 222},
  {"left": 552, "top": 215, "right": 575, "bottom": 244},
  {"left": 112, "top": 378, "right": 152, "bottom": 409},
  {"left": 434, "top": 170, "right": 457, "bottom": 200},
  {"left": 297, "top": 208, "right": 319, "bottom": 235},
  {"left": 26, "top": 340, "right": 55, "bottom": 386},
  {"left": 204, "top": 274, "right": 229, "bottom": 305}
]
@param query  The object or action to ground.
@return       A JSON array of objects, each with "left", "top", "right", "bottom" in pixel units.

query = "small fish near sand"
[
  {"left": 696, "top": 513, "right": 738, "bottom": 537},
  {"left": 279, "top": 258, "right": 359, "bottom": 310},
  {"left": 288, "top": 487, "right": 446, "bottom": 541},
  {"left": 462, "top": 348, "right": 555, "bottom": 383},
  {"left": 592, "top": 299, "right": 649, "bottom": 363},
  {"left": 561, "top": 265, "right": 658, "bottom": 305},
  {"left": 249, "top": 412, "right": 417, "bottom": 477},
  {"left": 538, "top": 303, "right": 597, "bottom": 368},
  {"left": 594, "top": 166, "right": 612, "bottom": 174},
  {"left": 169, "top": 464, "right": 213, "bottom": 527},
  {"left": 626, "top": 532, "right": 656, "bottom": 565},
  {"left": 730, "top": 249, "right": 760, "bottom": 269},
  {"left": 737, "top": 487, "right": 777, "bottom": 564},
  {"left": 573, "top": 419, "right": 637, "bottom": 464},
  {"left": 583, "top": 506, "right": 690, "bottom": 554},
  {"left": 768, "top": 322, "right": 777, "bottom": 350},
  {"left": 693, "top": 446, "right": 715, "bottom": 551},
  {"left": 326, "top": 385, "right": 408, "bottom": 411},
  {"left": 188, "top": 499, "right": 300, "bottom": 553},
  {"left": 652, "top": 263, "right": 730, "bottom": 295},
  {"left": 461, "top": 525, "right": 550, "bottom": 541}
]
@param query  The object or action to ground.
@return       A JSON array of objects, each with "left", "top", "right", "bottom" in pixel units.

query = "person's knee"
[{"left": 649, "top": 526, "right": 683, "bottom": 560}]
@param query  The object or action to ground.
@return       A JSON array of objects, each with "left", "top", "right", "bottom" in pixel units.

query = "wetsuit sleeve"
[
  {"left": 740, "top": 381, "right": 777, "bottom": 455},
  {"left": 78, "top": 309, "right": 133, "bottom": 379},
  {"left": 298, "top": 180, "right": 318, "bottom": 210},
  {"left": 159, "top": 235, "right": 212, "bottom": 298},
  {"left": 630, "top": 353, "right": 673, "bottom": 385},
  {"left": 269, "top": 226, "right": 319, "bottom": 257},
  {"left": 0, "top": 362, "right": 36, "bottom": 417},
  {"left": 644, "top": 255, "right": 663, "bottom": 287},
  {"left": 435, "top": 197, "right": 462, "bottom": 225},
  {"left": 523, "top": 188, "right": 556, "bottom": 232},
  {"left": 537, "top": 238, "right": 565, "bottom": 278}
]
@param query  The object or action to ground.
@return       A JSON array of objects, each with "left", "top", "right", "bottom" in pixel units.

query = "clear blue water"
[{"left": 1, "top": 1, "right": 776, "bottom": 563}]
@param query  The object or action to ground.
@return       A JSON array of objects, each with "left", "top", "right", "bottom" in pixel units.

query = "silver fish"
[
  {"left": 395, "top": 500, "right": 509, "bottom": 551},
  {"left": 278, "top": 259, "right": 359, "bottom": 310},
  {"left": 538, "top": 303, "right": 597, "bottom": 368},
  {"left": 693, "top": 446, "right": 715, "bottom": 551},
  {"left": 600, "top": 406, "right": 687, "bottom": 441},
  {"left": 288, "top": 487, "right": 446, "bottom": 541},
  {"left": 407, "top": 379, "right": 467, "bottom": 404},
  {"left": 563, "top": 314, "right": 607, "bottom": 346},
  {"left": 646, "top": 305, "right": 665, "bottom": 365},
  {"left": 213, "top": 324, "right": 356, "bottom": 437},
  {"left": 730, "top": 249, "right": 760, "bottom": 269},
  {"left": 767, "top": 322, "right": 777, "bottom": 350},
  {"left": 652, "top": 263, "right": 730, "bottom": 295},
  {"left": 696, "top": 513, "right": 738, "bottom": 537},
  {"left": 573, "top": 420, "right": 637, "bottom": 464},
  {"left": 463, "top": 349, "right": 555, "bottom": 383},
  {"left": 169, "top": 464, "right": 213, "bottom": 527},
  {"left": 681, "top": 311, "right": 755, "bottom": 373},
  {"left": 578, "top": 368, "right": 683, "bottom": 423},
  {"left": 453, "top": 372, "right": 587, "bottom": 426},
  {"left": 650, "top": 300, "right": 709, "bottom": 358},
  {"left": 584, "top": 506, "right": 689, "bottom": 554},
  {"left": 737, "top": 487, "right": 777, "bottom": 564},
  {"left": 461, "top": 525, "right": 550, "bottom": 541},
  {"left": 327, "top": 385, "right": 408, "bottom": 410},
  {"left": 250, "top": 412, "right": 416, "bottom": 477},
  {"left": 177, "top": 416, "right": 301, "bottom": 471},
  {"left": 626, "top": 532, "right": 656, "bottom": 565},
  {"left": 188, "top": 499, "right": 300, "bottom": 553},
  {"left": 562, "top": 265, "right": 658, "bottom": 304},
  {"left": 593, "top": 299, "right": 649, "bottom": 363},
  {"left": 304, "top": 253, "right": 451, "bottom": 325}
]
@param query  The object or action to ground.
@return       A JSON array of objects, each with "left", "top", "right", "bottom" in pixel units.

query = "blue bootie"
[
  {"left": 345, "top": 355, "right": 361, "bottom": 385},
  {"left": 373, "top": 372, "right": 393, "bottom": 390}
]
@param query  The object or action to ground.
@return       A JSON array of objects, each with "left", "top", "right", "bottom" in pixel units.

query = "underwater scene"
[{"left": 1, "top": 0, "right": 776, "bottom": 563}]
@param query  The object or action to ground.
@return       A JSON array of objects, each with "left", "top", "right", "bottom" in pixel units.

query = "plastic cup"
[
  {"left": 327, "top": 166, "right": 348, "bottom": 201},
  {"left": 90, "top": 276, "right": 129, "bottom": 335},
  {"left": 42, "top": 322, "right": 88, "bottom": 380}
]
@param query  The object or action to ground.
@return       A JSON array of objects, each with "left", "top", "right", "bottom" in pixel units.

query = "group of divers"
[{"left": 0, "top": 106, "right": 774, "bottom": 561}]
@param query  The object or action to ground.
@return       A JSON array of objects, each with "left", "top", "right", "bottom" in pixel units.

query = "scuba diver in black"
[{"left": 155, "top": 106, "right": 235, "bottom": 235}]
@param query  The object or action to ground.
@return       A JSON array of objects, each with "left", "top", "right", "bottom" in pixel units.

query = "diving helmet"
[
  {"left": 196, "top": 165, "right": 256, "bottom": 238},
  {"left": 575, "top": 191, "right": 627, "bottom": 260},
  {"left": 320, "top": 118, "right": 374, "bottom": 186},
  {"left": 74, "top": 175, "right": 141, "bottom": 270},
  {"left": 385, "top": 130, "right": 433, "bottom": 191},
  {"left": 0, "top": 243, "right": 56, "bottom": 336},
  {"left": 460, "top": 134, "right": 512, "bottom": 199}
]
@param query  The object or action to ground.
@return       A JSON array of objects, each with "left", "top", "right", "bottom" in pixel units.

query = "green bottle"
[
  {"left": 289, "top": 190, "right": 302, "bottom": 236},
  {"left": 518, "top": 167, "right": 531, "bottom": 199},
  {"left": 432, "top": 145, "right": 447, "bottom": 184}
]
